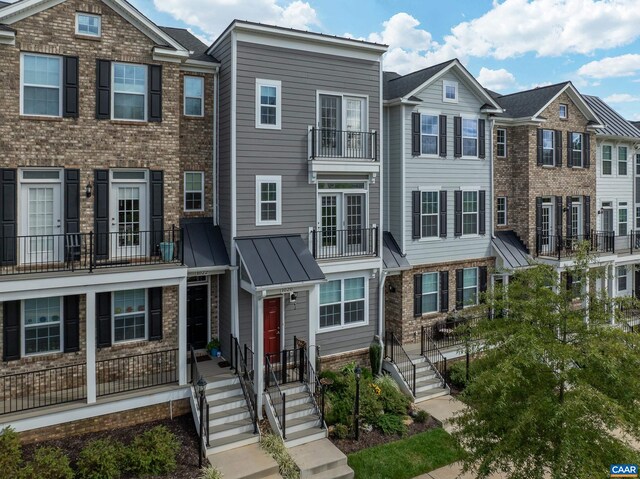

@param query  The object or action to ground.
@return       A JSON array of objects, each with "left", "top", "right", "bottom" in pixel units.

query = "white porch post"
[
  {"left": 85, "top": 291, "right": 96, "bottom": 404},
  {"left": 255, "top": 295, "right": 264, "bottom": 419},
  {"left": 308, "top": 284, "right": 319, "bottom": 368},
  {"left": 231, "top": 269, "right": 240, "bottom": 338},
  {"left": 178, "top": 277, "right": 188, "bottom": 386}
]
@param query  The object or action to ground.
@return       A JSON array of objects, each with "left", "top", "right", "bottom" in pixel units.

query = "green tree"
[{"left": 453, "top": 248, "right": 640, "bottom": 479}]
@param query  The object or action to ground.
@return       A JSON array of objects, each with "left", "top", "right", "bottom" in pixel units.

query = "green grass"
[{"left": 347, "top": 428, "right": 464, "bottom": 479}]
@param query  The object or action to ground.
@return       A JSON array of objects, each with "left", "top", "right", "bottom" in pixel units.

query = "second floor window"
[
  {"left": 618, "top": 266, "right": 628, "bottom": 292},
  {"left": 21, "top": 53, "right": 62, "bottom": 117},
  {"left": 76, "top": 12, "right": 101, "bottom": 37},
  {"left": 256, "top": 175, "right": 281, "bottom": 225},
  {"left": 184, "top": 76, "right": 204, "bottom": 117},
  {"left": 421, "top": 191, "right": 439, "bottom": 237},
  {"left": 497, "top": 197, "right": 507, "bottom": 226},
  {"left": 113, "top": 289, "right": 146, "bottom": 343},
  {"left": 113, "top": 63, "right": 147, "bottom": 121},
  {"left": 255, "top": 79, "right": 281, "bottom": 129},
  {"left": 619, "top": 146, "right": 628, "bottom": 176},
  {"left": 602, "top": 145, "right": 612, "bottom": 175},
  {"left": 496, "top": 128, "right": 506, "bottom": 157},
  {"left": 571, "top": 132, "right": 583, "bottom": 167},
  {"left": 619, "top": 202, "right": 628, "bottom": 236},
  {"left": 184, "top": 172, "right": 204, "bottom": 212},
  {"left": 462, "top": 119, "right": 478, "bottom": 157},
  {"left": 421, "top": 115, "right": 438, "bottom": 155},
  {"left": 570, "top": 197, "right": 582, "bottom": 237},
  {"left": 542, "top": 129, "right": 555, "bottom": 166}
]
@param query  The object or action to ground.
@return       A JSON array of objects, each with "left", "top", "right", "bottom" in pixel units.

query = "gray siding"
[
  {"left": 384, "top": 105, "right": 403, "bottom": 244},
  {"left": 238, "top": 288, "right": 253, "bottom": 347},
  {"left": 283, "top": 291, "right": 309, "bottom": 350},
  {"left": 218, "top": 272, "right": 233, "bottom": 357}
]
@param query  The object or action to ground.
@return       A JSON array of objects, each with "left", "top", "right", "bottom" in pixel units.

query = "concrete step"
[
  {"left": 208, "top": 443, "right": 279, "bottom": 479},
  {"left": 210, "top": 418, "right": 255, "bottom": 439},
  {"left": 207, "top": 383, "right": 244, "bottom": 401},
  {"left": 210, "top": 406, "right": 251, "bottom": 426},
  {"left": 279, "top": 382, "right": 308, "bottom": 395},
  {"left": 415, "top": 363, "right": 435, "bottom": 374},
  {"left": 415, "top": 377, "right": 445, "bottom": 394},
  {"left": 285, "top": 402, "right": 317, "bottom": 421},
  {"left": 415, "top": 387, "right": 449, "bottom": 403},
  {"left": 207, "top": 375, "right": 240, "bottom": 389},
  {"left": 284, "top": 427, "right": 327, "bottom": 448},
  {"left": 286, "top": 415, "right": 321, "bottom": 434},
  {"left": 415, "top": 372, "right": 438, "bottom": 384},
  {"left": 311, "top": 464, "right": 354, "bottom": 479},
  {"left": 209, "top": 395, "right": 246, "bottom": 414},
  {"left": 208, "top": 431, "right": 260, "bottom": 455},
  {"left": 270, "top": 390, "right": 312, "bottom": 408},
  {"left": 288, "top": 438, "right": 352, "bottom": 479}
]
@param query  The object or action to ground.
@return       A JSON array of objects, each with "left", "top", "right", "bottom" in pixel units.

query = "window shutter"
[
  {"left": 454, "top": 117, "right": 462, "bottom": 158},
  {"left": 584, "top": 133, "right": 590, "bottom": 168},
  {"left": 454, "top": 190, "right": 462, "bottom": 237},
  {"left": 555, "top": 197, "right": 563, "bottom": 244},
  {"left": 0, "top": 169, "right": 17, "bottom": 266},
  {"left": 411, "top": 112, "right": 421, "bottom": 156},
  {"left": 455, "top": 269, "right": 464, "bottom": 310},
  {"left": 412, "top": 190, "right": 421, "bottom": 239},
  {"left": 584, "top": 195, "right": 591, "bottom": 236},
  {"left": 478, "top": 119, "right": 486, "bottom": 159},
  {"left": 479, "top": 190, "right": 486, "bottom": 235},
  {"left": 63, "top": 56, "right": 79, "bottom": 118},
  {"left": 567, "top": 131, "right": 573, "bottom": 168},
  {"left": 148, "top": 287, "right": 163, "bottom": 340},
  {"left": 479, "top": 266, "right": 488, "bottom": 299},
  {"left": 535, "top": 197, "right": 542, "bottom": 254},
  {"left": 64, "top": 295, "right": 80, "bottom": 353},
  {"left": 96, "top": 292, "right": 112, "bottom": 348},
  {"left": 94, "top": 170, "right": 109, "bottom": 260},
  {"left": 150, "top": 170, "right": 164, "bottom": 255},
  {"left": 565, "top": 196, "right": 572, "bottom": 239},
  {"left": 439, "top": 271, "right": 449, "bottom": 313},
  {"left": 438, "top": 115, "right": 447, "bottom": 157},
  {"left": 64, "top": 169, "right": 80, "bottom": 261},
  {"left": 3, "top": 301, "right": 20, "bottom": 361},
  {"left": 555, "top": 130, "right": 563, "bottom": 167},
  {"left": 148, "top": 64, "right": 162, "bottom": 122},
  {"left": 413, "top": 274, "right": 423, "bottom": 317},
  {"left": 96, "top": 60, "right": 111, "bottom": 119},
  {"left": 439, "top": 190, "right": 447, "bottom": 238},
  {"left": 536, "top": 129, "right": 543, "bottom": 166}
]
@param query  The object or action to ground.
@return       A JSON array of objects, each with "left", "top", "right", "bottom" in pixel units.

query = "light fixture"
[
  {"left": 196, "top": 376, "right": 207, "bottom": 397},
  {"left": 85, "top": 182, "right": 92, "bottom": 198},
  {"left": 354, "top": 366, "right": 362, "bottom": 381}
]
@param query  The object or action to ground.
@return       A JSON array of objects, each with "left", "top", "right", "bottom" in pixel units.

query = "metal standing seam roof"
[
  {"left": 0, "top": 1, "right": 10, "bottom": 9},
  {"left": 583, "top": 95, "right": 640, "bottom": 139},
  {"left": 235, "top": 235, "right": 325, "bottom": 288},
  {"left": 382, "top": 232, "right": 410, "bottom": 272},
  {"left": 492, "top": 231, "right": 532, "bottom": 270},
  {"left": 492, "top": 82, "right": 569, "bottom": 119},
  {"left": 631, "top": 121, "right": 640, "bottom": 132},
  {"left": 181, "top": 219, "right": 230, "bottom": 270}
]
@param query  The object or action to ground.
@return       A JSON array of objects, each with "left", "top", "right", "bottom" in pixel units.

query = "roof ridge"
[
  {"left": 497, "top": 81, "right": 570, "bottom": 99},
  {"left": 387, "top": 59, "right": 456, "bottom": 82}
]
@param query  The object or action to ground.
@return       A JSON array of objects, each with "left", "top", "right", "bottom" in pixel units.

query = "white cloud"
[
  {"left": 604, "top": 93, "right": 640, "bottom": 103},
  {"left": 577, "top": 54, "right": 640, "bottom": 79},
  {"left": 477, "top": 67, "right": 517, "bottom": 91},
  {"left": 367, "top": 13, "right": 432, "bottom": 50}
]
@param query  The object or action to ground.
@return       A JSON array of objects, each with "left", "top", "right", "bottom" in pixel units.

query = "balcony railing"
[
  {"left": 0, "top": 227, "right": 183, "bottom": 276},
  {"left": 534, "top": 230, "right": 614, "bottom": 259},
  {"left": 309, "top": 128, "right": 378, "bottom": 161},
  {"left": 311, "top": 226, "right": 378, "bottom": 260}
]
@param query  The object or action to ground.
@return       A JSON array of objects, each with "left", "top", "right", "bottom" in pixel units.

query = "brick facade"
[{"left": 319, "top": 348, "right": 370, "bottom": 372}]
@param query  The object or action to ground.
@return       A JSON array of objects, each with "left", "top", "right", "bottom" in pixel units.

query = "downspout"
[{"left": 213, "top": 67, "right": 220, "bottom": 224}]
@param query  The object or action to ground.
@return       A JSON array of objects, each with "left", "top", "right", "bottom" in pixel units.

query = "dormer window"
[
  {"left": 443, "top": 80, "right": 458, "bottom": 103},
  {"left": 76, "top": 13, "right": 101, "bottom": 37},
  {"left": 559, "top": 103, "right": 568, "bottom": 119}
]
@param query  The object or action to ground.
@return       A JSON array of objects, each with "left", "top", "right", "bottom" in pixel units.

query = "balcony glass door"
[
  {"left": 541, "top": 201, "right": 553, "bottom": 254},
  {"left": 601, "top": 202, "right": 614, "bottom": 251},
  {"left": 318, "top": 192, "right": 366, "bottom": 257},
  {"left": 21, "top": 184, "right": 62, "bottom": 264},
  {"left": 344, "top": 97, "right": 366, "bottom": 157},
  {"left": 111, "top": 183, "right": 146, "bottom": 259},
  {"left": 319, "top": 95, "right": 341, "bottom": 157}
]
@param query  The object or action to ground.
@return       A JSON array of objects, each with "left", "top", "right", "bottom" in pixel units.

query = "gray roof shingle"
[
  {"left": 160, "top": 26, "right": 217, "bottom": 63},
  {"left": 383, "top": 60, "right": 455, "bottom": 100},
  {"left": 382, "top": 232, "right": 410, "bottom": 272},
  {"left": 583, "top": 95, "right": 640, "bottom": 139},
  {"left": 492, "top": 231, "right": 531, "bottom": 270},
  {"left": 493, "top": 82, "right": 569, "bottom": 119}
]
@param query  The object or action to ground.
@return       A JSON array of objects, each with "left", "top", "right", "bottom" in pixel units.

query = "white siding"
[{"left": 595, "top": 139, "right": 634, "bottom": 233}]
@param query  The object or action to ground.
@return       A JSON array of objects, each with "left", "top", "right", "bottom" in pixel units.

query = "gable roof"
[
  {"left": 160, "top": 26, "right": 217, "bottom": 63},
  {"left": 494, "top": 82, "right": 568, "bottom": 119},
  {"left": 583, "top": 95, "right": 640, "bottom": 140},
  {"left": 631, "top": 121, "right": 640, "bottom": 132}
]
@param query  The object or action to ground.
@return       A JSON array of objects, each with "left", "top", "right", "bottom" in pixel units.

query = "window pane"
[
  {"left": 344, "top": 300, "right": 365, "bottom": 324},
  {"left": 543, "top": 130, "right": 554, "bottom": 149},
  {"left": 422, "top": 273, "right": 438, "bottom": 294},
  {"left": 463, "top": 192, "right": 477, "bottom": 213},
  {"left": 261, "top": 183, "right": 276, "bottom": 202},
  {"left": 603, "top": 145, "right": 612, "bottom": 160},
  {"left": 445, "top": 85, "right": 456, "bottom": 99},
  {"left": 320, "top": 304, "right": 341, "bottom": 328},
  {"left": 185, "top": 77, "right": 203, "bottom": 98},
  {"left": 463, "top": 138, "right": 477, "bottom": 157},
  {"left": 463, "top": 268, "right": 477, "bottom": 288},
  {"left": 78, "top": 14, "right": 100, "bottom": 35},
  {"left": 462, "top": 119, "right": 477, "bottom": 137},
  {"left": 422, "top": 192, "right": 438, "bottom": 214},
  {"left": 422, "top": 216, "right": 438, "bottom": 237},
  {"left": 344, "top": 277, "right": 365, "bottom": 301},
  {"left": 185, "top": 98, "right": 202, "bottom": 116},
  {"left": 186, "top": 192, "right": 202, "bottom": 210},
  {"left": 24, "top": 297, "right": 61, "bottom": 354},
  {"left": 114, "top": 93, "right": 145, "bottom": 120},
  {"left": 114, "top": 64, "right": 146, "bottom": 94},
  {"left": 260, "top": 86, "right": 277, "bottom": 106},
  {"left": 185, "top": 172, "right": 202, "bottom": 191},
  {"left": 24, "top": 297, "right": 61, "bottom": 326},
  {"left": 23, "top": 86, "right": 59, "bottom": 116},
  {"left": 24, "top": 55, "right": 60, "bottom": 86},
  {"left": 463, "top": 288, "right": 477, "bottom": 305},
  {"left": 421, "top": 136, "right": 437, "bottom": 155},
  {"left": 421, "top": 115, "right": 438, "bottom": 135},
  {"left": 113, "top": 289, "right": 145, "bottom": 315},
  {"left": 422, "top": 293, "right": 438, "bottom": 313},
  {"left": 320, "top": 280, "right": 341, "bottom": 305}
]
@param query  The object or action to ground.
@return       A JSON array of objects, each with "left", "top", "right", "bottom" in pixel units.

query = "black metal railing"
[
  {"left": 605, "top": 230, "right": 640, "bottom": 256},
  {"left": 310, "top": 128, "right": 378, "bottom": 161},
  {"left": 302, "top": 346, "right": 326, "bottom": 430},
  {"left": 311, "top": 226, "right": 378, "bottom": 260},
  {"left": 420, "top": 314, "right": 481, "bottom": 354},
  {"left": 0, "top": 227, "right": 183, "bottom": 276},
  {"left": 385, "top": 331, "right": 416, "bottom": 396},
  {"left": 231, "top": 336, "right": 258, "bottom": 434},
  {"left": 265, "top": 354, "right": 287, "bottom": 439},
  {"left": 0, "top": 363, "right": 86, "bottom": 415},
  {"left": 422, "top": 336, "right": 448, "bottom": 389},
  {"left": 189, "top": 345, "right": 209, "bottom": 468},
  {"left": 534, "top": 229, "right": 614, "bottom": 259},
  {"left": 96, "top": 349, "right": 178, "bottom": 397}
]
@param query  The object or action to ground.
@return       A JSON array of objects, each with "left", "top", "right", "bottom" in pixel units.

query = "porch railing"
[
  {"left": 231, "top": 335, "right": 258, "bottom": 434},
  {"left": 534, "top": 229, "right": 614, "bottom": 259},
  {"left": 420, "top": 314, "right": 482, "bottom": 354},
  {"left": 302, "top": 345, "right": 326, "bottom": 430},
  {"left": 310, "top": 128, "right": 378, "bottom": 161},
  {"left": 311, "top": 226, "right": 378, "bottom": 260},
  {"left": 265, "top": 354, "right": 287, "bottom": 439},
  {"left": 384, "top": 331, "right": 416, "bottom": 396},
  {"left": 421, "top": 335, "right": 448, "bottom": 389}
]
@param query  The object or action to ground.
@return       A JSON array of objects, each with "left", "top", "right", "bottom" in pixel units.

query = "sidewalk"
[
  {"left": 415, "top": 394, "right": 466, "bottom": 433},
  {"left": 414, "top": 462, "right": 504, "bottom": 479}
]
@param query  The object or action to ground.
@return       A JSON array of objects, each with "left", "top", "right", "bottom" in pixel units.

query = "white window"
[
  {"left": 112, "top": 63, "right": 147, "bottom": 121},
  {"left": 636, "top": 206, "right": 640, "bottom": 229},
  {"left": 421, "top": 191, "right": 439, "bottom": 238},
  {"left": 542, "top": 129, "right": 555, "bottom": 166},
  {"left": 184, "top": 172, "right": 204, "bottom": 212},
  {"left": 443, "top": 80, "right": 458, "bottom": 103},
  {"left": 463, "top": 268, "right": 478, "bottom": 307},
  {"left": 421, "top": 272, "right": 439, "bottom": 314},
  {"left": 421, "top": 114, "right": 438, "bottom": 155},
  {"left": 462, "top": 119, "right": 478, "bottom": 157},
  {"left": 496, "top": 128, "right": 506, "bottom": 158},
  {"left": 184, "top": 76, "right": 204, "bottom": 117},
  {"left": 256, "top": 175, "right": 281, "bottom": 225},
  {"left": 319, "top": 277, "right": 367, "bottom": 330},
  {"left": 21, "top": 53, "right": 62, "bottom": 117},
  {"left": 463, "top": 191, "right": 479, "bottom": 235},
  {"left": 619, "top": 202, "right": 628, "bottom": 236},
  {"left": 602, "top": 145, "right": 612, "bottom": 175},
  {"left": 619, "top": 146, "right": 628, "bottom": 176},
  {"left": 571, "top": 132, "right": 583, "bottom": 167},
  {"left": 618, "top": 266, "right": 628, "bottom": 292},
  {"left": 76, "top": 12, "right": 101, "bottom": 37},
  {"left": 497, "top": 197, "right": 507, "bottom": 226},
  {"left": 559, "top": 104, "right": 568, "bottom": 119},
  {"left": 23, "top": 297, "right": 62, "bottom": 356},
  {"left": 113, "top": 289, "right": 147, "bottom": 343},
  {"left": 570, "top": 197, "right": 583, "bottom": 237},
  {"left": 635, "top": 153, "right": 640, "bottom": 175},
  {"left": 255, "top": 79, "right": 281, "bottom": 129}
]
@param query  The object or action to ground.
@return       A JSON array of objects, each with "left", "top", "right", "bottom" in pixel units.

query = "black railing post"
[
  {"left": 198, "top": 390, "right": 204, "bottom": 468},
  {"left": 299, "top": 347, "right": 304, "bottom": 383},
  {"left": 265, "top": 356, "right": 270, "bottom": 390},
  {"left": 420, "top": 326, "right": 425, "bottom": 355},
  {"left": 230, "top": 334, "right": 234, "bottom": 370},
  {"left": 89, "top": 231, "right": 94, "bottom": 272},
  {"left": 321, "top": 385, "right": 326, "bottom": 428},
  {"left": 311, "top": 127, "right": 316, "bottom": 160},
  {"left": 281, "top": 393, "right": 286, "bottom": 439},
  {"left": 281, "top": 350, "right": 287, "bottom": 384},
  {"left": 412, "top": 363, "right": 416, "bottom": 396}
]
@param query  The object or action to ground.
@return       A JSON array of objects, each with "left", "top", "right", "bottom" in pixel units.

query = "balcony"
[
  {"left": 310, "top": 227, "right": 378, "bottom": 260},
  {"left": 534, "top": 230, "right": 615, "bottom": 259},
  {"left": 0, "top": 228, "right": 183, "bottom": 276},
  {"left": 308, "top": 128, "right": 379, "bottom": 180}
]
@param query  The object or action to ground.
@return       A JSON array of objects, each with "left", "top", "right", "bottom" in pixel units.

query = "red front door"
[{"left": 264, "top": 298, "right": 281, "bottom": 363}]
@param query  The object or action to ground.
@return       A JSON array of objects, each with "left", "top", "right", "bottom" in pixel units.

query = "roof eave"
[
  {"left": 0, "top": 28, "right": 15, "bottom": 45},
  {"left": 383, "top": 97, "right": 421, "bottom": 106}
]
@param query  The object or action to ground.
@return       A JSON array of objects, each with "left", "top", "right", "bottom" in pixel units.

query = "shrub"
[
  {"left": 25, "top": 446, "right": 74, "bottom": 479},
  {"left": 199, "top": 465, "right": 224, "bottom": 479},
  {"left": 414, "top": 410, "right": 429, "bottom": 424},
  {"left": 375, "top": 375, "right": 410, "bottom": 416},
  {"left": 375, "top": 414, "right": 408, "bottom": 437},
  {"left": 369, "top": 339, "right": 382, "bottom": 376},
  {"left": 76, "top": 439, "right": 124, "bottom": 479},
  {"left": 0, "top": 427, "right": 22, "bottom": 479},
  {"left": 127, "top": 426, "right": 179, "bottom": 476},
  {"left": 449, "top": 360, "right": 471, "bottom": 389},
  {"left": 260, "top": 434, "right": 300, "bottom": 479},
  {"left": 332, "top": 423, "right": 350, "bottom": 440}
]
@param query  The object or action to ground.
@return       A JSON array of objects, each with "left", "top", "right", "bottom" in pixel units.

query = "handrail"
[
  {"left": 303, "top": 346, "right": 326, "bottom": 430},
  {"left": 310, "top": 226, "right": 378, "bottom": 260},
  {"left": 265, "top": 353, "right": 287, "bottom": 439},
  {"left": 189, "top": 344, "right": 209, "bottom": 467},
  {"left": 309, "top": 127, "right": 378, "bottom": 161},
  {"left": 232, "top": 336, "right": 258, "bottom": 434},
  {"left": 384, "top": 331, "right": 416, "bottom": 396},
  {"left": 421, "top": 334, "right": 448, "bottom": 389}
]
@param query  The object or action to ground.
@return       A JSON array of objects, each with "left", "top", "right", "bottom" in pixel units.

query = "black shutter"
[
  {"left": 64, "top": 169, "right": 80, "bottom": 261},
  {"left": 96, "top": 292, "right": 111, "bottom": 348},
  {"left": 439, "top": 271, "right": 449, "bottom": 313},
  {"left": 479, "top": 266, "right": 488, "bottom": 299},
  {"left": 0, "top": 169, "right": 17, "bottom": 266},
  {"left": 566, "top": 273, "right": 573, "bottom": 293},
  {"left": 413, "top": 274, "right": 423, "bottom": 317},
  {"left": 96, "top": 60, "right": 111, "bottom": 120},
  {"left": 150, "top": 170, "right": 164, "bottom": 255},
  {"left": 584, "top": 133, "right": 590, "bottom": 168},
  {"left": 479, "top": 190, "right": 486, "bottom": 235},
  {"left": 63, "top": 56, "right": 79, "bottom": 118},
  {"left": 478, "top": 119, "right": 486, "bottom": 159},
  {"left": 64, "top": 295, "right": 80, "bottom": 353},
  {"left": 555, "top": 197, "right": 563, "bottom": 241},
  {"left": 454, "top": 117, "right": 462, "bottom": 158},
  {"left": 454, "top": 190, "right": 462, "bottom": 237},
  {"left": 439, "top": 190, "right": 447, "bottom": 238},
  {"left": 555, "top": 130, "right": 563, "bottom": 167},
  {"left": 411, "top": 112, "right": 421, "bottom": 156},
  {"left": 536, "top": 129, "right": 543, "bottom": 166},
  {"left": 148, "top": 287, "right": 163, "bottom": 340},
  {"left": 148, "top": 64, "right": 162, "bottom": 122},
  {"left": 455, "top": 269, "right": 464, "bottom": 310},
  {"left": 567, "top": 131, "right": 573, "bottom": 168},
  {"left": 439, "top": 115, "right": 447, "bottom": 157},
  {"left": 565, "top": 196, "right": 572, "bottom": 239},
  {"left": 94, "top": 170, "right": 109, "bottom": 260},
  {"left": 412, "top": 190, "right": 421, "bottom": 239},
  {"left": 584, "top": 195, "right": 591, "bottom": 236},
  {"left": 3, "top": 301, "right": 20, "bottom": 361},
  {"left": 535, "top": 197, "right": 542, "bottom": 254}
]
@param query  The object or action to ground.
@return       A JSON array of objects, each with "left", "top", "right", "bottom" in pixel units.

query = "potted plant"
[{"left": 207, "top": 338, "right": 221, "bottom": 357}]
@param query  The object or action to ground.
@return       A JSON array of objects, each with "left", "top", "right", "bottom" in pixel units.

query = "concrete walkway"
[
  {"left": 414, "top": 394, "right": 467, "bottom": 433},
  {"left": 208, "top": 443, "right": 282, "bottom": 479},
  {"left": 414, "top": 462, "right": 505, "bottom": 479}
]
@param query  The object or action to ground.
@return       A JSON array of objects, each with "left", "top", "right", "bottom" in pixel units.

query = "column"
[
  {"left": 255, "top": 295, "right": 264, "bottom": 419},
  {"left": 611, "top": 264, "right": 618, "bottom": 325},
  {"left": 308, "top": 284, "right": 319, "bottom": 369},
  {"left": 178, "top": 277, "right": 188, "bottom": 385},
  {"left": 231, "top": 269, "right": 239, "bottom": 338},
  {"left": 85, "top": 292, "right": 96, "bottom": 404}
]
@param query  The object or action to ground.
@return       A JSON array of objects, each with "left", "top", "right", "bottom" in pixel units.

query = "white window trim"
[
  {"left": 602, "top": 144, "right": 613, "bottom": 176},
  {"left": 443, "top": 80, "right": 458, "bottom": 103},
  {"left": 255, "top": 78, "right": 281, "bottom": 130},
  {"left": 496, "top": 128, "right": 507, "bottom": 158},
  {"left": 315, "top": 90, "right": 370, "bottom": 133},
  {"left": 570, "top": 197, "right": 583, "bottom": 237},
  {"left": 462, "top": 267, "right": 479, "bottom": 309},
  {"left": 462, "top": 189, "right": 479, "bottom": 237},
  {"left": 21, "top": 297, "right": 63, "bottom": 357},
  {"left": 420, "top": 190, "right": 440, "bottom": 239},
  {"left": 541, "top": 129, "right": 556, "bottom": 167},
  {"left": 571, "top": 132, "right": 583, "bottom": 168},
  {"left": 461, "top": 116, "right": 479, "bottom": 159},
  {"left": 559, "top": 103, "right": 568, "bottom": 119},
  {"left": 497, "top": 196, "right": 507, "bottom": 226},
  {"left": 112, "top": 290, "right": 148, "bottom": 344},
  {"left": 20, "top": 52, "right": 63, "bottom": 118},
  {"left": 183, "top": 76, "right": 204, "bottom": 117},
  {"left": 75, "top": 12, "right": 101, "bottom": 37},
  {"left": 618, "top": 146, "right": 629, "bottom": 176},
  {"left": 111, "top": 62, "right": 148, "bottom": 122},
  {"left": 318, "top": 274, "right": 369, "bottom": 333},
  {"left": 421, "top": 272, "right": 440, "bottom": 315},
  {"left": 256, "top": 175, "right": 282, "bottom": 226},
  {"left": 618, "top": 201, "right": 629, "bottom": 236},
  {"left": 617, "top": 265, "right": 629, "bottom": 293},
  {"left": 419, "top": 112, "right": 439, "bottom": 157},
  {"left": 184, "top": 171, "right": 204, "bottom": 212}
]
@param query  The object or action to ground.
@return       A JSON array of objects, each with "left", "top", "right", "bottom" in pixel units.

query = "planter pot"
[
  {"left": 159, "top": 242, "right": 175, "bottom": 262},
  {"left": 210, "top": 348, "right": 219, "bottom": 357}
]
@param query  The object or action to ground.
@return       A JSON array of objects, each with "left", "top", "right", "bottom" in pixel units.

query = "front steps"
[
  {"left": 384, "top": 350, "right": 449, "bottom": 403},
  {"left": 208, "top": 443, "right": 282, "bottom": 479},
  {"left": 289, "top": 438, "right": 354, "bottom": 479}
]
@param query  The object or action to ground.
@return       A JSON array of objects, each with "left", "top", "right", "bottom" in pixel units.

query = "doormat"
[{"left": 218, "top": 361, "right": 230, "bottom": 368}]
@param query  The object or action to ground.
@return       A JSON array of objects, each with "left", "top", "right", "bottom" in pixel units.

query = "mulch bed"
[
  {"left": 331, "top": 415, "right": 441, "bottom": 455},
  {"left": 22, "top": 415, "right": 202, "bottom": 479}
]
